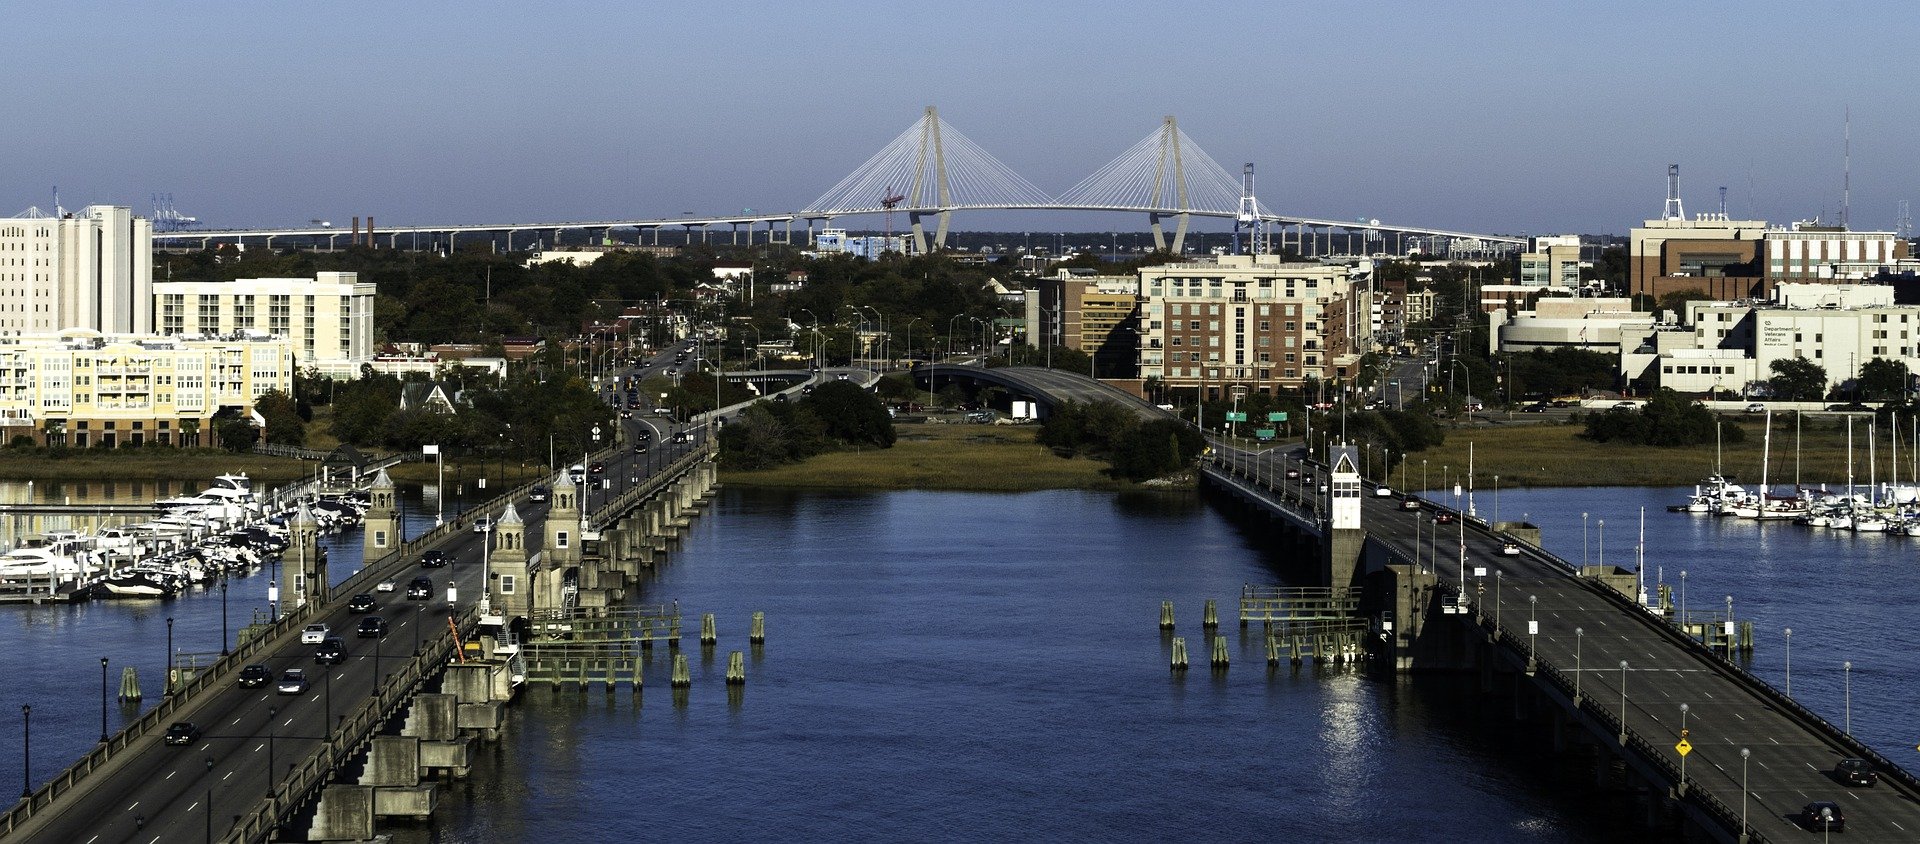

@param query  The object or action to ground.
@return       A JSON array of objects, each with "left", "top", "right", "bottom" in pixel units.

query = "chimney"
[
  {"left": 351, "top": 217, "right": 360, "bottom": 243},
  {"left": 365, "top": 216, "right": 374, "bottom": 248}
]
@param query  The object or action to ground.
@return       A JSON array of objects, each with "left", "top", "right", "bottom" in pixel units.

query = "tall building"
[
  {"left": 1618, "top": 283, "right": 1920, "bottom": 395},
  {"left": 1517, "top": 235, "right": 1584, "bottom": 290},
  {"left": 0, "top": 205, "right": 154, "bottom": 334},
  {"left": 1135, "top": 255, "right": 1373, "bottom": 398},
  {"left": 1629, "top": 212, "right": 1907, "bottom": 301},
  {"left": 153, "top": 272, "right": 377, "bottom": 376},
  {"left": 1023, "top": 269, "right": 1140, "bottom": 377},
  {"left": 0, "top": 328, "right": 293, "bottom": 446}
]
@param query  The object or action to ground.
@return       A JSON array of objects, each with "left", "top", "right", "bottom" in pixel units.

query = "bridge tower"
[
  {"left": 362, "top": 468, "right": 397, "bottom": 561},
  {"left": 291, "top": 500, "right": 327, "bottom": 608},
  {"left": 491, "top": 503, "right": 529, "bottom": 619},
  {"left": 544, "top": 473, "right": 581, "bottom": 568},
  {"left": 1148, "top": 116, "right": 1191, "bottom": 255},
  {"left": 1323, "top": 445, "right": 1364, "bottom": 588},
  {"left": 906, "top": 105, "right": 953, "bottom": 255}
]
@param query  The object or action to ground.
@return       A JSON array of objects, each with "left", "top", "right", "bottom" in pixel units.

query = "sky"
[{"left": 2, "top": 1, "right": 1915, "bottom": 238}]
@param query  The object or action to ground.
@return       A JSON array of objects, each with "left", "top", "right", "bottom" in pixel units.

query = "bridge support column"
[{"left": 309, "top": 785, "right": 375, "bottom": 841}]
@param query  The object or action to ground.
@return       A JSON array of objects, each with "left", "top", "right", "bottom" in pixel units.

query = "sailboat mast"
[
  {"left": 1870, "top": 420, "right": 1878, "bottom": 507},
  {"left": 1847, "top": 415, "right": 1855, "bottom": 500},
  {"left": 1760, "top": 409, "right": 1772, "bottom": 515}
]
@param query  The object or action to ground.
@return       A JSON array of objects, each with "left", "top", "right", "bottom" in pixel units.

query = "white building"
[
  {"left": 0, "top": 328, "right": 293, "bottom": 447},
  {"left": 810, "top": 228, "right": 913, "bottom": 261},
  {"left": 153, "top": 271, "right": 377, "bottom": 377},
  {"left": 1621, "top": 283, "right": 1920, "bottom": 396},
  {"left": 0, "top": 205, "right": 153, "bottom": 334},
  {"left": 1491, "top": 297, "right": 1652, "bottom": 355}
]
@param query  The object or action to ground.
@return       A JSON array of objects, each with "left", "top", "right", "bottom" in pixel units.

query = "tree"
[
  {"left": 798, "top": 381, "right": 895, "bottom": 448},
  {"left": 255, "top": 389, "right": 306, "bottom": 446},
  {"left": 217, "top": 418, "right": 259, "bottom": 452},
  {"left": 1768, "top": 358, "right": 1828, "bottom": 402},
  {"left": 1857, "top": 358, "right": 1910, "bottom": 402}
]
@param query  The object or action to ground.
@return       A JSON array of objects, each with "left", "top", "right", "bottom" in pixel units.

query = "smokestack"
[
  {"left": 351, "top": 217, "right": 360, "bottom": 243},
  {"left": 365, "top": 216, "right": 374, "bottom": 248}
]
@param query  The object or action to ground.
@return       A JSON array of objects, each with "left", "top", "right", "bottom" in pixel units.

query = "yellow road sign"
[{"left": 1676, "top": 739, "right": 1693, "bottom": 757}]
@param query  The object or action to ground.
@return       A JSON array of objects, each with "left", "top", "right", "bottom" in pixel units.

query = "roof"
[{"left": 498, "top": 503, "right": 522, "bottom": 526}]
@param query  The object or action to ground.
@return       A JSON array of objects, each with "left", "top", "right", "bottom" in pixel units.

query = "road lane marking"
[
  {"left": 223, "top": 771, "right": 234, "bottom": 781},
  {"left": 231, "top": 717, "right": 243, "bottom": 726},
  {"left": 165, "top": 771, "right": 174, "bottom": 780}
]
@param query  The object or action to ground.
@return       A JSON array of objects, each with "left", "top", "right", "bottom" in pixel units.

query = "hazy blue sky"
[{"left": 3, "top": 1, "right": 1913, "bottom": 237}]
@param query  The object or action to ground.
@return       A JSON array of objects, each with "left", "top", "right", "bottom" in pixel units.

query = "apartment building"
[
  {"left": 0, "top": 205, "right": 153, "bottom": 334},
  {"left": 1024, "top": 269, "right": 1141, "bottom": 377},
  {"left": 153, "top": 272, "right": 376, "bottom": 376},
  {"left": 1135, "top": 255, "right": 1372, "bottom": 398}
]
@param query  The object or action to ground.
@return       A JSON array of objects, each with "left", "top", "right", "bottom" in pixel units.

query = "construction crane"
[{"left": 879, "top": 187, "right": 906, "bottom": 239}]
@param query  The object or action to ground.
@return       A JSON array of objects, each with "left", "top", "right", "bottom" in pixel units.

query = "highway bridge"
[{"left": 1203, "top": 444, "right": 1913, "bottom": 842}]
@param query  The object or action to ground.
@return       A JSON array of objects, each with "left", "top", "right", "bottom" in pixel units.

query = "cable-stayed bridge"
[{"left": 152, "top": 107, "right": 1522, "bottom": 256}]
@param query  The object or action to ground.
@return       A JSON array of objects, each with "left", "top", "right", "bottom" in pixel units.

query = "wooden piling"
[
  {"left": 1169, "top": 636, "right": 1189, "bottom": 671},
  {"left": 1210, "top": 635, "right": 1229, "bottom": 668},
  {"left": 1159, "top": 600, "right": 1176, "bottom": 631},
  {"left": 1265, "top": 632, "right": 1281, "bottom": 666},
  {"left": 670, "top": 653, "right": 691, "bottom": 688},
  {"left": 726, "top": 651, "right": 745, "bottom": 685},
  {"left": 700, "top": 613, "right": 717, "bottom": 645},
  {"left": 749, "top": 611, "right": 765, "bottom": 644},
  {"left": 1203, "top": 599, "right": 1219, "bottom": 629},
  {"left": 117, "top": 666, "right": 141, "bottom": 702}
]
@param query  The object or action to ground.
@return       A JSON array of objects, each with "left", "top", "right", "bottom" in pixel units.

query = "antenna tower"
[
  {"left": 1842, "top": 106, "right": 1852, "bottom": 230},
  {"left": 1661, "top": 165, "right": 1686, "bottom": 220}
]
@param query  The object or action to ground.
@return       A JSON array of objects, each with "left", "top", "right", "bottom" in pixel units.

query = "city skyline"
[{"left": 3, "top": 1, "right": 1915, "bottom": 237}]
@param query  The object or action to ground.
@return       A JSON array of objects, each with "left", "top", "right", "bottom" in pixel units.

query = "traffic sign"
[
  {"left": 1675, "top": 739, "right": 1692, "bottom": 757},
  {"left": 1255, "top": 428, "right": 1276, "bottom": 440},
  {"left": 1269, "top": 412, "right": 1288, "bottom": 422},
  {"left": 1225, "top": 412, "right": 1247, "bottom": 422}
]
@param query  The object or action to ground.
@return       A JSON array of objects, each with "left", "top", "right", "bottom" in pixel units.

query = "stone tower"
[
  {"left": 489, "top": 502, "right": 526, "bottom": 618},
  {"left": 292, "top": 500, "right": 327, "bottom": 608},
  {"left": 362, "top": 468, "right": 397, "bottom": 561}
]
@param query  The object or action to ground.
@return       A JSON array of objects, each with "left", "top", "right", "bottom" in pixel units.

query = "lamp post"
[
  {"left": 1597, "top": 519, "right": 1605, "bottom": 568},
  {"left": 1679, "top": 570, "right": 1688, "bottom": 632},
  {"left": 220, "top": 572, "right": 229, "bottom": 655},
  {"left": 1725, "top": 595, "right": 1735, "bottom": 659},
  {"left": 99, "top": 657, "right": 109, "bottom": 742},
  {"left": 1679, "top": 703, "right": 1690, "bottom": 789},
  {"left": 1527, "top": 595, "right": 1538, "bottom": 672},
  {"left": 1784, "top": 627, "right": 1793, "bottom": 695},
  {"left": 19, "top": 705, "right": 29, "bottom": 798},
  {"left": 266, "top": 705, "right": 276, "bottom": 798},
  {"left": 1618, "top": 660, "right": 1630, "bottom": 744},
  {"left": 165, "top": 616, "right": 174, "bottom": 695},
  {"left": 1574, "top": 627, "right": 1584, "bottom": 704},
  {"left": 1740, "top": 748, "right": 1751, "bottom": 842},
  {"left": 204, "top": 758, "right": 214, "bottom": 844},
  {"left": 1493, "top": 474, "right": 1500, "bottom": 526},
  {"left": 1582, "top": 512, "right": 1589, "bottom": 567},
  {"left": 1844, "top": 660, "right": 1853, "bottom": 733}
]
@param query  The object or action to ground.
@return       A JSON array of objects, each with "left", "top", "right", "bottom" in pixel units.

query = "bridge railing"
[{"left": 586, "top": 440, "right": 715, "bottom": 531}]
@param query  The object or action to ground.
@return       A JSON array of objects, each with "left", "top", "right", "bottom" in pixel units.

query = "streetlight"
[
  {"left": 1725, "top": 595, "right": 1734, "bottom": 659},
  {"left": 1493, "top": 474, "right": 1500, "bottom": 526},
  {"left": 1526, "top": 595, "right": 1537, "bottom": 673},
  {"left": 165, "top": 617, "right": 174, "bottom": 695},
  {"left": 220, "top": 571, "right": 229, "bottom": 655},
  {"left": 1740, "top": 748, "right": 1751, "bottom": 842},
  {"left": 99, "top": 657, "right": 109, "bottom": 742},
  {"left": 1618, "top": 660, "right": 1629, "bottom": 744},
  {"left": 1597, "top": 519, "right": 1605, "bottom": 568},
  {"left": 1844, "top": 661, "right": 1853, "bottom": 733},
  {"left": 204, "top": 757, "right": 214, "bottom": 844},
  {"left": 1582, "top": 512, "right": 1589, "bottom": 567},
  {"left": 1784, "top": 627, "right": 1793, "bottom": 695},
  {"left": 19, "top": 705, "right": 29, "bottom": 798},
  {"left": 1679, "top": 570, "right": 1688, "bottom": 633},
  {"left": 266, "top": 705, "right": 277, "bottom": 798},
  {"left": 1679, "top": 703, "right": 1690, "bottom": 791},
  {"left": 1574, "top": 627, "right": 1584, "bottom": 703}
]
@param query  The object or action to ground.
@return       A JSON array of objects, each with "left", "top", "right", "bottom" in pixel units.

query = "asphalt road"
[
  {"left": 1216, "top": 445, "right": 1920, "bottom": 840},
  {"left": 15, "top": 342, "right": 706, "bottom": 844}
]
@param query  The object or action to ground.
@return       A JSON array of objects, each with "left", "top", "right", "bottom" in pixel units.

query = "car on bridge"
[
  {"left": 276, "top": 668, "right": 310, "bottom": 695},
  {"left": 1834, "top": 758, "right": 1879, "bottom": 786},
  {"left": 420, "top": 549, "right": 451, "bottom": 568},
  {"left": 1432, "top": 512, "right": 1456, "bottom": 524},
  {"left": 236, "top": 664, "right": 272, "bottom": 688},
  {"left": 300, "top": 623, "right": 330, "bottom": 644},
  {"left": 528, "top": 485, "right": 550, "bottom": 503},
  {"left": 1797, "top": 801, "right": 1845, "bottom": 832},
  {"left": 1401, "top": 497, "right": 1421, "bottom": 511},
  {"left": 347, "top": 593, "right": 376, "bottom": 613},
  {"left": 1501, "top": 542, "right": 1522, "bottom": 556},
  {"left": 314, "top": 636, "right": 347, "bottom": 665},
  {"left": 357, "top": 616, "right": 390, "bottom": 638},
  {"left": 406, "top": 576, "right": 433, "bottom": 600},
  {"left": 375, "top": 579, "right": 396, "bottom": 593},
  {"left": 162, "top": 722, "right": 200, "bottom": 747}
]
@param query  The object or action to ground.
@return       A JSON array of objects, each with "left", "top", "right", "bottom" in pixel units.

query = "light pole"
[
  {"left": 1740, "top": 747, "right": 1751, "bottom": 842},
  {"left": 1582, "top": 512, "right": 1589, "bottom": 567},
  {"left": 1784, "top": 627, "right": 1793, "bottom": 695},
  {"left": 204, "top": 757, "right": 214, "bottom": 844},
  {"left": 1597, "top": 519, "right": 1605, "bottom": 568},
  {"left": 1493, "top": 474, "right": 1500, "bottom": 526},
  {"left": 1725, "top": 595, "right": 1734, "bottom": 659},
  {"left": 1526, "top": 595, "right": 1537, "bottom": 672},
  {"left": 99, "top": 657, "right": 108, "bottom": 742},
  {"left": 1679, "top": 570, "right": 1688, "bottom": 632},
  {"left": 1844, "top": 660, "right": 1853, "bottom": 733},
  {"left": 1618, "top": 660, "right": 1630, "bottom": 744},
  {"left": 1679, "top": 703, "right": 1690, "bottom": 791},
  {"left": 19, "top": 705, "right": 28, "bottom": 798},
  {"left": 1574, "top": 627, "right": 1584, "bottom": 704},
  {"left": 266, "top": 705, "right": 276, "bottom": 798},
  {"left": 219, "top": 572, "right": 229, "bottom": 655},
  {"left": 165, "top": 617, "right": 174, "bottom": 695}
]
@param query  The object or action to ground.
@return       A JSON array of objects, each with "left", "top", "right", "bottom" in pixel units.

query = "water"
[{"left": 9, "top": 483, "right": 1903, "bottom": 841}]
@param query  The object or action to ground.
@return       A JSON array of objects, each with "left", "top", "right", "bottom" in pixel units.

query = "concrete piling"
[
  {"left": 1265, "top": 632, "right": 1281, "bottom": 666},
  {"left": 670, "top": 653, "right": 691, "bottom": 688},
  {"left": 1210, "top": 635, "right": 1229, "bottom": 668},
  {"left": 1203, "top": 599, "right": 1219, "bottom": 630},
  {"left": 726, "top": 651, "right": 745, "bottom": 685},
  {"left": 1169, "top": 636, "right": 1189, "bottom": 671},
  {"left": 117, "top": 666, "right": 141, "bottom": 702},
  {"left": 750, "top": 611, "right": 765, "bottom": 644},
  {"left": 700, "top": 613, "right": 717, "bottom": 645},
  {"left": 1159, "top": 600, "right": 1176, "bottom": 630}
]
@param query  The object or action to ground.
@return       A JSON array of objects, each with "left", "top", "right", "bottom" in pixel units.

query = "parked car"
[
  {"left": 347, "top": 593, "right": 376, "bottom": 613},
  {"left": 357, "top": 616, "right": 389, "bottom": 638},
  {"left": 314, "top": 636, "right": 347, "bottom": 665},
  {"left": 406, "top": 576, "right": 433, "bottom": 600},
  {"left": 276, "top": 668, "right": 310, "bottom": 695},
  {"left": 163, "top": 722, "right": 201, "bottom": 746},
  {"left": 1797, "top": 801, "right": 1845, "bottom": 832},
  {"left": 237, "top": 664, "right": 272, "bottom": 688},
  {"left": 300, "top": 623, "right": 329, "bottom": 645},
  {"left": 1834, "top": 758, "right": 1879, "bottom": 787},
  {"left": 420, "top": 549, "right": 450, "bottom": 568}
]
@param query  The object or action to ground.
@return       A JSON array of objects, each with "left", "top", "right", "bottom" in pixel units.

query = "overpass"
[
  {"left": 912, "top": 364, "right": 1168, "bottom": 421},
  {"left": 1201, "top": 443, "right": 1915, "bottom": 842}
]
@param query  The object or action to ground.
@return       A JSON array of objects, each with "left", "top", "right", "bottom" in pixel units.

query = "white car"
[
  {"left": 300, "top": 623, "right": 329, "bottom": 644},
  {"left": 1373, "top": 486, "right": 1393, "bottom": 497},
  {"left": 375, "top": 579, "right": 397, "bottom": 593},
  {"left": 472, "top": 516, "right": 494, "bottom": 534},
  {"left": 1501, "top": 542, "right": 1522, "bottom": 556}
]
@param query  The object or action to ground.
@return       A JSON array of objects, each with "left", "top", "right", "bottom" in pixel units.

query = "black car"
[
  {"left": 347, "top": 593, "right": 376, "bottom": 613},
  {"left": 420, "top": 549, "right": 451, "bottom": 568},
  {"left": 672, "top": 432, "right": 691, "bottom": 443},
  {"left": 236, "top": 664, "right": 272, "bottom": 688},
  {"left": 528, "top": 485, "right": 550, "bottom": 503},
  {"left": 314, "top": 636, "right": 347, "bottom": 664},
  {"left": 634, "top": 442, "right": 649, "bottom": 454},
  {"left": 1834, "top": 757, "right": 1879, "bottom": 786},
  {"left": 406, "top": 576, "right": 433, "bottom": 601},
  {"left": 589, "top": 462, "right": 606, "bottom": 475},
  {"left": 1798, "top": 801, "right": 1845, "bottom": 832},
  {"left": 357, "top": 616, "right": 389, "bottom": 638},
  {"left": 163, "top": 721, "right": 200, "bottom": 746},
  {"left": 1521, "top": 401, "right": 1551, "bottom": 413}
]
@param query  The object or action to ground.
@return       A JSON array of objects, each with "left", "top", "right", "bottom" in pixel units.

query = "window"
[
  {"left": 373, "top": 529, "right": 388, "bottom": 548},
  {"left": 556, "top": 531, "right": 569, "bottom": 549},
  {"left": 500, "top": 575, "right": 516, "bottom": 594}
]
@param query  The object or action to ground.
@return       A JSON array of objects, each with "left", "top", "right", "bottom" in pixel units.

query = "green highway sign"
[
  {"left": 1255, "top": 428, "right": 1276, "bottom": 439},
  {"left": 1269, "top": 412, "right": 1287, "bottom": 422},
  {"left": 1225, "top": 412, "right": 1247, "bottom": 422}
]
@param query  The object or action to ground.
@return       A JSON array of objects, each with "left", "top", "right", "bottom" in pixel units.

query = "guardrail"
[{"left": 585, "top": 440, "right": 715, "bottom": 532}]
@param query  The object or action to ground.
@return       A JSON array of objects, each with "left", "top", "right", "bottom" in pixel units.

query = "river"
[{"left": 6, "top": 482, "right": 1906, "bottom": 841}]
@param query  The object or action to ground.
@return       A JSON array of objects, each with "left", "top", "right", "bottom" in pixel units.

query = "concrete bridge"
[{"left": 1202, "top": 442, "right": 1919, "bottom": 842}]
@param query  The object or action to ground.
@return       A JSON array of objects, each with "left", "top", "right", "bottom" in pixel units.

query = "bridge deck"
[{"left": 1207, "top": 445, "right": 1919, "bottom": 842}]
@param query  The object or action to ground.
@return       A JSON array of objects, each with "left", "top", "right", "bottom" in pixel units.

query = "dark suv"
[
  {"left": 347, "top": 593, "right": 376, "bottom": 613},
  {"left": 407, "top": 576, "right": 433, "bottom": 600},
  {"left": 314, "top": 636, "right": 347, "bottom": 664},
  {"left": 236, "top": 664, "right": 271, "bottom": 688},
  {"left": 1798, "top": 801, "right": 1845, "bottom": 832},
  {"left": 1834, "top": 758, "right": 1878, "bottom": 786},
  {"left": 357, "top": 616, "right": 389, "bottom": 638},
  {"left": 420, "top": 549, "right": 450, "bottom": 568}
]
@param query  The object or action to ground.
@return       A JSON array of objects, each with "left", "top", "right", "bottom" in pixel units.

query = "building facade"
[
  {"left": 1135, "top": 255, "right": 1373, "bottom": 398},
  {"left": 1517, "top": 235, "right": 1584, "bottom": 290},
  {"left": 0, "top": 205, "right": 153, "bottom": 335},
  {"left": 153, "top": 272, "right": 377, "bottom": 376},
  {"left": 1620, "top": 283, "right": 1920, "bottom": 395},
  {"left": 1629, "top": 215, "right": 1907, "bottom": 301},
  {"left": 0, "top": 329, "right": 294, "bottom": 446},
  {"left": 1024, "top": 270, "right": 1141, "bottom": 377}
]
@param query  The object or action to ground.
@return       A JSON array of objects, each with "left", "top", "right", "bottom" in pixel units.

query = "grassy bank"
[
  {"left": 1393, "top": 416, "right": 1904, "bottom": 489},
  {"left": 0, "top": 450, "right": 312, "bottom": 484},
  {"left": 721, "top": 422, "right": 1139, "bottom": 492}
]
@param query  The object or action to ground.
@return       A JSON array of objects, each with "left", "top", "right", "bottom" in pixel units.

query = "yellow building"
[
  {"left": 154, "top": 271, "right": 376, "bottom": 377},
  {"left": 0, "top": 329, "right": 293, "bottom": 447}
]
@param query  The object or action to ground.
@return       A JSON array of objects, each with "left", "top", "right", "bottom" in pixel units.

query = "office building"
[
  {"left": 0, "top": 205, "right": 153, "bottom": 334},
  {"left": 153, "top": 272, "right": 377, "bottom": 377},
  {"left": 1023, "top": 269, "right": 1140, "bottom": 377}
]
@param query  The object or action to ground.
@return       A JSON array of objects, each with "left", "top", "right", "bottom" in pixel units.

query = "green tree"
[
  {"left": 255, "top": 389, "right": 306, "bottom": 446},
  {"left": 798, "top": 381, "right": 895, "bottom": 448},
  {"left": 1768, "top": 358, "right": 1828, "bottom": 401},
  {"left": 1857, "top": 358, "right": 1910, "bottom": 402},
  {"left": 217, "top": 418, "right": 259, "bottom": 452}
]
